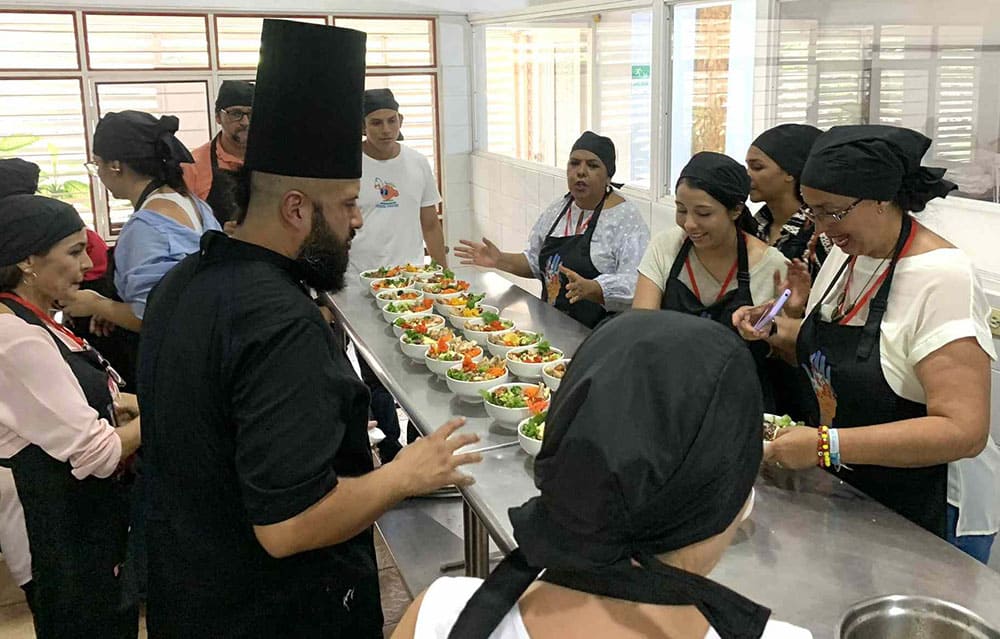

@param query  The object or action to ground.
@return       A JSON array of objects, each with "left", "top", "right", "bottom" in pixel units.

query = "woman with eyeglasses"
[
  {"left": 65, "top": 111, "right": 221, "bottom": 335},
  {"left": 734, "top": 125, "right": 998, "bottom": 563}
]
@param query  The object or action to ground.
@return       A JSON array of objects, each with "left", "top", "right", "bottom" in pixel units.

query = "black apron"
[
  {"left": 661, "top": 232, "right": 774, "bottom": 410},
  {"left": 796, "top": 215, "right": 947, "bottom": 537},
  {"left": 538, "top": 191, "right": 610, "bottom": 329},
  {"left": 0, "top": 298, "right": 137, "bottom": 639},
  {"left": 205, "top": 134, "right": 240, "bottom": 226}
]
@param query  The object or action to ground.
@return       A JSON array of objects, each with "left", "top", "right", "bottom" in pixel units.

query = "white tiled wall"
[{"left": 437, "top": 17, "right": 474, "bottom": 253}]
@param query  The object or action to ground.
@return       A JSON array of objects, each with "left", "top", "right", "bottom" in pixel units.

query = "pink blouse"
[{"left": 0, "top": 314, "right": 122, "bottom": 479}]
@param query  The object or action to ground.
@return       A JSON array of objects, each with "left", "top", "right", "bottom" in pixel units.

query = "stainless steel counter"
[{"left": 324, "top": 266, "right": 1000, "bottom": 636}]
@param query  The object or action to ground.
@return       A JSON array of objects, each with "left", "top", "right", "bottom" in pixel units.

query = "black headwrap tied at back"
[
  {"left": 0, "top": 194, "right": 85, "bottom": 267},
  {"left": 751, "top": 123, "right": 822, "bottom": 179},
  {"left": 678, "top": 151, "right": 751, "bottom": 210},
  {"left": 571, "top": 131, "right": 622, "bottom": 189},
  {"left": 449, "top": 311, "right": 771, "bottom": 639},
  {"left": 0, "top": 158, "right": 40, "bottom": 200},
  {"left": 93, "top": 110, "right": 195, "bottom": 168},
  {"left": 801, "top": 124, "right": 957, "bottom": 213}
]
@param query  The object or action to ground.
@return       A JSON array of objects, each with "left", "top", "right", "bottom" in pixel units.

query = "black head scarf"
[
  {"left": 0, "top": 158, "right": 40, "bottom": 199},
  {"left": 751, "top": 123, "right": 822, "bottom": 178},
  {"left": 93, "top": 110, "right": 194, "bottom": 166},
  {"left": 800, "top": 125, "right": 957, "bottom": 213},
  {"left": 215, "top": 80, "right": 254, "bottom": 111},
  {"left": 449, "top": 310, "right": 770, "bottom": 639},
  {"left": 678, "top": 151, "right": 751, "bottom": 210},
  {"left": 0, "top": 194, "right": 85, "bottom": 266},
  {"left": 571, "top": 131, "right": 622, "bottom": 189},
  {"left": 364, "top": 88, "right": 399, "bottom": 116}
]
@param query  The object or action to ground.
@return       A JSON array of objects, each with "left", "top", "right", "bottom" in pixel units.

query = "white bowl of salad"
[
  {"left": 381, "top": 298, "right": 434, "bottom": 323},
  {"left": 359, "top": 266, "right": 404, "bottom": 290},
  {"left": 518, "top": 412, "right": 546, "bottom": 457},
  {"left": 370, "top": 276, "right": 415, "bottom": 298},
  {"left": 447, "top": 304, "right": 500, "bottom": 329},
  {"left": 375, "top": 287, "right": 425, "bottom": 310},
  {"left": 445, "top": 356, "right": 509, "bottom": 402},
  {"left": 462, "top": 313, "right": 516, "bottom": 346},
  {"left": 421, "top": 278, "right": 472, "bottom": 301},
  {"left": 425, "top": 338, "right": 485, "bottom": 377},
  {"left": 481, "top": 382, "right": 550, "bottom": 427},
  {"left": 391, "top": 313, "right": 445, "bottom": 338},
  {"left": 506, "top": 343, "right": 564, "bottom": 380},
  {"left": 434, "top": 292, "right": 482, "bottom": 315},
  {"left": 542, "top": 359, "right": 570, "bottom": 392},
  {"left": 398, "top": 326, "right": 453, "bottom": 362},
  {"left": 486, "top": 329, "right": 542, "bottom": 359},
  {"left": 762, "top": 413, "right": 804, "bottom": 452},
  {"left": 399, "top": 262, "right": 444, "bottom": 281}
]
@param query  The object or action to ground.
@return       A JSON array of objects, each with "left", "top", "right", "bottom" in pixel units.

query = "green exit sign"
[{"left": 631, "top": 64, "right": 651, "bottom": 80}]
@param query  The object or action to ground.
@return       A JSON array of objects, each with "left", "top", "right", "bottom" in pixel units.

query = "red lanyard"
[
  {"left": 0, "top": 292, "right": 86, "bottom": 350},
  {"left": 684, "top": 232, "right": 741, "bottom": 306},
  {"left": 837, "top": 221, "right": 918, "bottom": 325},
  {"left": 563, "top": 204, "right": 593, "bottom": 236}
]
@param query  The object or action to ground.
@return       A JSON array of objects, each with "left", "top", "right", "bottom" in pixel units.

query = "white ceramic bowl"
[
  {"left": 375, "top": 287, "right": 425, "bottom": 310},
  {"left": 482, "top": 382, "right": 548, "bottom": 427},
  {"left": 518, "top": 417, "right": 543, "bottom": 457},
  {"left": 446, "top": 305, "right": 500, "bottom": 329},
  {"left": 445, "top": 363, "right": 510, "bottom": 403},
  {"left": 391, "top": 312, "right": 445, "bottom": 338},
  {"left": 485, "top": 329, "right": 541, "bottom": 359},
  {"left": 398, "top": 332, "right": 436, "bottom": 362},
  {"left": 359, "top": 269, "right": 399, "bottom": 291},
  {"left": 505, "top": 346, "right": 565, "bottom": 380},
  {"left": 422, "top": 288, "right": 467, "bottom": 302},
  {"left": 424, "top": 345, "right": 485, "bottom": 378},
  {"left": 461, "top": 317, "right": 516, "bottom": 346},
  {"left": 542, "top": 358, "right": 570, "bottom": 392},
  {"left": 370, "top": 277, "right": 415, "bottom": 298},
  {"left": 382, "top": 300, "right": 434, "bottom": 324},
  {"left": 405, "top": 264, "right": 444, "bottom": 281}
]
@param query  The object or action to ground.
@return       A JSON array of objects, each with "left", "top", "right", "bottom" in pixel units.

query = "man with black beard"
[{"left": 136, "top": 21, "right": 481, "bottom": 638}]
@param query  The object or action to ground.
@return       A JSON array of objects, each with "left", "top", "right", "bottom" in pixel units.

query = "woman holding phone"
[{"left": 733, "top": 125, "right": 998, "bottom": 562}]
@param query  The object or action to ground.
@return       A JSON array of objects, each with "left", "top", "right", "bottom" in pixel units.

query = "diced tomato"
[{"left": 523, "top": 386, "right": 540, "bottom": 399}]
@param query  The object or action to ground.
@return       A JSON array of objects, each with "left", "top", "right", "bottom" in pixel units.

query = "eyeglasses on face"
[
  {"left": 220, "top": 107, "right": 252, "bottom": 123},
  {"left": 802, "top": 197, "right": 864, "bottom": 223}
]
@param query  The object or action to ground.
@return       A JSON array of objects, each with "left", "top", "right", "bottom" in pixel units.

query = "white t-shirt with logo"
[{"left": 349, "top": 144, "right": 442, "bottom": 273}]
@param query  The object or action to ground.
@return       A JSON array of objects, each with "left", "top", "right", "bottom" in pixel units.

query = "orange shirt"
[{"left": 181, "top": 135, "right": 244, "bottom": 201}]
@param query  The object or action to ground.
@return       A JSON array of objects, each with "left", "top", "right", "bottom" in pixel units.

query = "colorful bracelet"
[
  {"left": 817, "top": 425, "right": 832, "bottom": 468},
  {"left": 828, "top": 427, "right": 842, "bottom": 471}
]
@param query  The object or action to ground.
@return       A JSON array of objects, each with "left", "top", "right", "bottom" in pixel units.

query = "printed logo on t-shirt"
[{"left": 374, "top": 178, "right": 400, "bottom": 209}]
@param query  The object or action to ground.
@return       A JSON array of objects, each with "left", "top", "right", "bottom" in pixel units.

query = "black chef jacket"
[{"left": 137, "top": 231, "right": 382, "bottom": 639}]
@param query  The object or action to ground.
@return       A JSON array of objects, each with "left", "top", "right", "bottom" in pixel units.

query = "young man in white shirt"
[
  {"left": 352, "top": 88, "right": 448, "bottom": 462},
  {"left": 349, "top": 88, "right": 448, "bottom": 272}
]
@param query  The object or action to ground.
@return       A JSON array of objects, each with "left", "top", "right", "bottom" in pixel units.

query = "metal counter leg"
[{"left": 462, "top": 500, "right": 490, "bottom": 577}]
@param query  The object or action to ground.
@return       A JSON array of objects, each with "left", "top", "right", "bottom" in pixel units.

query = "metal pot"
[{"left": 839, "top": 595, "right": 1000, "bottom": 639}]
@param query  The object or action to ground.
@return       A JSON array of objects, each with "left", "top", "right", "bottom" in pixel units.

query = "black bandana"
[
  {"left": 215, "top": 80, "right": 254, "bottom": 111},
  {"left": 363, "top": 88, "right": 399, "bottom": 116},
  {"left": 449, "top": 311, "right": 770, "bottom": 639},
  {"left": 752, "top": 124, "right": 822, "bottom": 178},
  {"left": 0, "top": 194, "right": 85, "bottom": 266},
  {"left": 571, "top": 131, "right": 621, "bottom": 188},
  {"left": 245, "top": 20, "right": 366, "bottom": 179},
  {"left": 93, "top": 110, "right": 194, "bottom": 165},
  {"left": 0, "top": 158, "right": 40, "bottom": 199},
  {"left": 678, "top": 151, "right": 751, "bottom": 209},
  {"left": 801, "top": 125, "right": 957, "bottom": 212}
]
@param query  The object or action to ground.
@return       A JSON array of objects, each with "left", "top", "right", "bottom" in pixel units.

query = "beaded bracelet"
[{"left": 817, "top": 425, "right": 832, "bottom": 468}]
